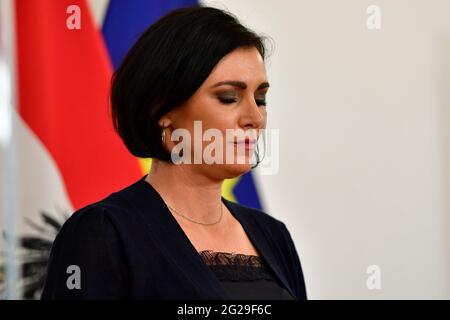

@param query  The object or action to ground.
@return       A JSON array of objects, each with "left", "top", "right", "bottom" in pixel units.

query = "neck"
[{"left": 145, "top": 159, "right": 224, "bottom": 222}]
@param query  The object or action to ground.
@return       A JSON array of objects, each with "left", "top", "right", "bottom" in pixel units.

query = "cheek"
[
  {"left": 203, "top": 117, "right": 234, "bottom": 132},
  {"left": 175, "top": 95, "right": 242, "bottom": 149},
  {"left": 198, "top": 103, "right": 238, "bottom": 132}
]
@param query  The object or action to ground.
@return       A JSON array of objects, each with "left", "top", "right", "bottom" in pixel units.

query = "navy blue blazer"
[{"left": 41, "top": 175, "right": 307, "bottom": 300}]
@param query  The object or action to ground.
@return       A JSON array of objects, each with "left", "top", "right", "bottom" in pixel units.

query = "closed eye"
[
  {"left": 218, "top": 97, "right": 238, "bottom": 104},
  {"left": 256, "top": 99, "right": 266, "bottom": 106},
  {"left": 218, "top": 97, "right": 266, "bottom": 106}
]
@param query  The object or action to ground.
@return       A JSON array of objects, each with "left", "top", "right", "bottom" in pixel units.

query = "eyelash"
[{"left": 218, "top": 97, "right": 267, "bottom": 106}]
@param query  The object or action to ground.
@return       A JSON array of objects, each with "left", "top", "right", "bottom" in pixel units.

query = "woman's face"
[{"left": 161, "top": 46, "right": 269, "bottom": 180}]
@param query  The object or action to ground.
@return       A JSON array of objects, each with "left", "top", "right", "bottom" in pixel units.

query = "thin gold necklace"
[{"left": 166, "top": 202, "right": 224, "bottom": 226}]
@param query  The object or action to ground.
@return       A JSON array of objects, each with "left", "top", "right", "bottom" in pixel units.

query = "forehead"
[{"left": 204, "top": 47, "right": 267, "bottom": 85}]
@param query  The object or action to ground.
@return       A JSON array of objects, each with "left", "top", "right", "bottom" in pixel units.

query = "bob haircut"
[{"left": 111, "top": 5, "right": 269, "bottom": 162}]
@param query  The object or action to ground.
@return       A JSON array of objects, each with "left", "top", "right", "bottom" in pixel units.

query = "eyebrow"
[{"left": 211, "top": 80, "right": 270, "bottom": 90}]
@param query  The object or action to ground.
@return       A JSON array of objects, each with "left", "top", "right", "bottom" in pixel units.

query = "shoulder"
[
  {"left": 58, "top": 202, "right": 119, "bottom": 239},
  {"left": 52, "top": 186, "right": 142, "bottom": 257},
  {"left": 42, "top": 198, "right": 131, "bottom": 299},
  {"left": 48, "top": 202, "right": 125, "bottom": 271},
  {"left": 59, "top": 185, "right": 141, "bottom": 237}
]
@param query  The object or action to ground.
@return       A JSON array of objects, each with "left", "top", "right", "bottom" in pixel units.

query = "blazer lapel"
[{"left": 222, "top": 198, "right": 297, "bottom": 299}]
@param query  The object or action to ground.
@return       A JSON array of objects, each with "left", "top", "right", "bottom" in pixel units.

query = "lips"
[
  {"left": 232, "top": 138, "right": 257, "bottom": 150},
  {"left": 234, "top": 138, "right": 257, "bottom": 144}
]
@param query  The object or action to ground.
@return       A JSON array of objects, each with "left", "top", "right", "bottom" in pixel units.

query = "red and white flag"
[{"left": 0, "top": 0, "right": 143, "bottom": 298}]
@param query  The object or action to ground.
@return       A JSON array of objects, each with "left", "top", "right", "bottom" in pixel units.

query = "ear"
[{"left": 158, "top": 115, "right": 172, "bottom": 128}]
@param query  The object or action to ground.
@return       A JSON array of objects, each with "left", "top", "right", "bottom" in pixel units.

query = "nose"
[{"left": 238, "top": 95, "right": 266, "bottom": 130}]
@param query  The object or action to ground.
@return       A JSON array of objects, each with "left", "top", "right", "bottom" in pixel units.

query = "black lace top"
[{"left": 199, "top": 250, "right": 294, "bottom": 300}]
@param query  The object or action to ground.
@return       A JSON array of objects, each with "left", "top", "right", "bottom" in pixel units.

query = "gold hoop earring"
[{"left": 161, "top": 128, "right": 166, "bottom": 143}]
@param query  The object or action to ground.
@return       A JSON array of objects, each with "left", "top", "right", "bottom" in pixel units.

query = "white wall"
[{"left": 203, "top": 0, "right": 450, "bottom": 299}]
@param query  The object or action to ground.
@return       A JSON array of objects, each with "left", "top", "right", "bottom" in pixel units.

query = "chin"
[
  {"left": 199, "top": 155, "right": 256, "bottom": 180},
  {"left": 219, "top": 162, "right": 253, "bottom": 179}
]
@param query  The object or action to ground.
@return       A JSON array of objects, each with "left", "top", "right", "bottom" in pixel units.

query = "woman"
[{"left": 41, "top": 5, "right": 307, "bottom": 300}]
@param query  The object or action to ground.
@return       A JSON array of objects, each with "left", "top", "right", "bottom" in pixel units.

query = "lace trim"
[
  {"left": 198, "top": 250, "right": 275, "bottom": 282},
  {"left": 199, "top": 250, "right": 263, "bottom": 267}
]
